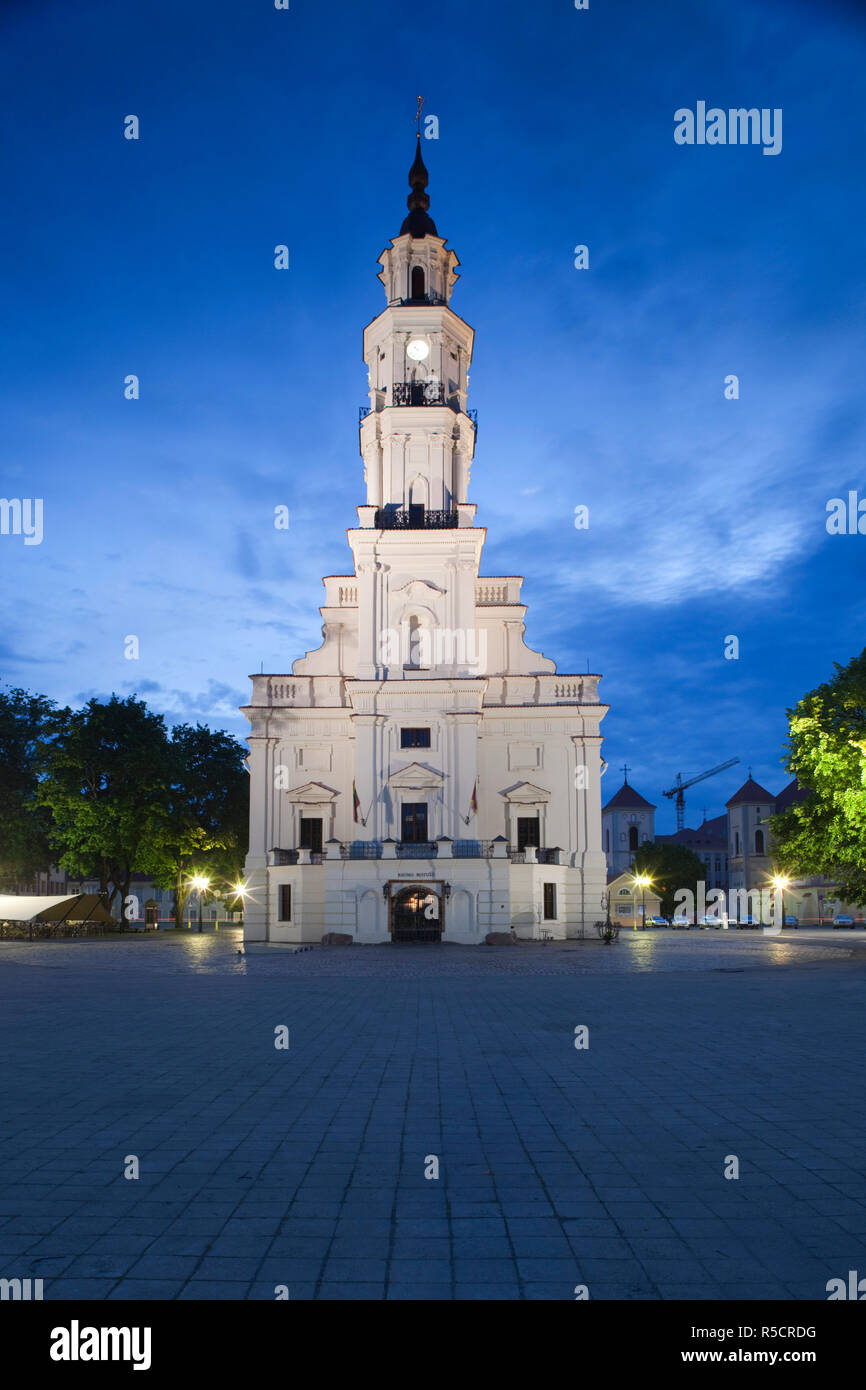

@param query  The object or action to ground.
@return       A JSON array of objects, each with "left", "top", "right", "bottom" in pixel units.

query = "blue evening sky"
[{"left": 1, "top": 0, "right": 864, "bottom": 831}]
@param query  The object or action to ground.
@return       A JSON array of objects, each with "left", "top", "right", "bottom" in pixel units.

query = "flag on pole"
[
  {"left": 352, "top": 780, "right": 360, "bottom": 823},
  {"left": 469, "top": 779, "right": 478, "bottom": 816}
]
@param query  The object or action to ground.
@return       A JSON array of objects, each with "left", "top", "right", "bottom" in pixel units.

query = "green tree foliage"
[
  {"left": 631, "top": 841, "right": 707, "bottom": 919},
  {"left": 37, "top": 695, "right": 169, "bottom": 916},
  {"left": 0, "top": 687, "right": 57, "bottom": 888},
  {"left": 140, "top": 723, "right": 249, "bottom": 928},
  {"left": 771, "top": 648, "right": 866, "bottom": 904},
  {"left": 2, "top": 687, "right": 250, "bottom": 925}
]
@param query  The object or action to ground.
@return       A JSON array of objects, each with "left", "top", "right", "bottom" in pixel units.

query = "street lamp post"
[
  {"left": 771, "top": 873, "right": 790, "bottom": 930},
  {"left": 633, "top": 874, "right": 652, "bottom": 930},
  {"left": 191, "top": 874, "right": 210, "bottom": 933},
  {"left": 231, "top": 882, "right": 247, "bottom": 927}
]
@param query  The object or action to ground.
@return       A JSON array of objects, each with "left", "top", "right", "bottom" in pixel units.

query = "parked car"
[
  {"left": 833, "top": 914, "right": 854, "bottom": 928},
  {"left": 699, "top": 914, "right": 724, "bottom": 928},
  {"left": 734, "top": 916, "right": 760, "bottom": 929},
  {"left": 671, "top": 913, "right": 691, "bottom": 929},
  {"left": 647, "top": 915, "right": 669, "bottom": 928},
  {"left": 783, "top": 915, "right": 798, "bottom": 927}
]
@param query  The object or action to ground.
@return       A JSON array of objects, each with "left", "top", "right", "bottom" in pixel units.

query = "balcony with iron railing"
[
  {"left": 272, "top": 840, "right": 556, "bottom": 865},
  {"left": 398, "top": 293, "right": 447, "bottom": 306},
  {"left": 451, "top": 840, "right": 495, "bottom": 858},
  {"left": 395, "top": 841, "right": 439, "bottom": 859},
  {"left": 339, "top": 842, "right": 383, "bottom": 860},
  {"left": 359, "top": 396, "right": 477, "bottom": 432},
  {"left": 374, "top": 506, "right": 458, "bottom": 530},
  {"left": 269, "top": 848, "right": 325, "bottom": 866},
  {"left": 507, "top": 847, "right": 561, "bottom": 865}
]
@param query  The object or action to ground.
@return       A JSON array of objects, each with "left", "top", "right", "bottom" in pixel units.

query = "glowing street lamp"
[
  {"left": 772, "top": 873, "right": 790, "bottom": 930},
  {"left": 191, "top": 874, "right": 210, "bottom": 933},
  {"left": 229, "top": 881, "right": 247, "bottom": 926},
  {"left": 633, "top": 874, "right": 652, "bottom": 930}
]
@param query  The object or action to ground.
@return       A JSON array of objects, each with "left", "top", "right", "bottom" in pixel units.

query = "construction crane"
[{"left": 662, "top": 759, "right": 740, "bottom": 831}]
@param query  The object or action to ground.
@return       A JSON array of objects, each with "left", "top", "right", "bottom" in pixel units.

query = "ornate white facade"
[{"left": 242, "top": 141, "right": 608, "bottom": 944}]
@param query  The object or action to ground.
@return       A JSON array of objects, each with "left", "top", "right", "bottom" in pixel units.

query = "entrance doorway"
[{"left": 390, "top": 884, "right": 443, "bottom": 943}]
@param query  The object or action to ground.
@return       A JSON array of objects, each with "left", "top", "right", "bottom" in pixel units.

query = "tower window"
[
  {"left": 278, "top": 885, "right": 292, "bottom": 922},
  {"left": 543, "top": 883, "right": 557, "bottom": 921},
  {"left": 411, "top": 266, "right": 425, "bottom": 299},
  {"left": 755, "top": 829, "right": 764, "bottom": 854},
  {"left": 628, "top": 826, "right": 639, "bottom": 851},
  {"left": 401, "top": 728, "right": 431, "bottom": 749}
]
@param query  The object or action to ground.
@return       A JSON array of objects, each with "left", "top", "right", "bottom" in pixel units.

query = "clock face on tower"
[{"left": 406, "top": 338, "right": 429, "bottom": 362}]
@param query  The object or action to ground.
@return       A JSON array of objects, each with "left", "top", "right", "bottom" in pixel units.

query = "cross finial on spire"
[
  {"left": 400, "top": 110, "right": 437, "bottom": 237},
  {"left": 621, "top": 763, "right": 631, "bottom": 783}
]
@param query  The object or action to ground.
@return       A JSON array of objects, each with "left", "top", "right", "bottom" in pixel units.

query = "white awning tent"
[{"left": 0, "top": 893, "right": 115, "bottom": 924}]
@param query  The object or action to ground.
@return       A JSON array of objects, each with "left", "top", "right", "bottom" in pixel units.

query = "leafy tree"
[
  {"left": 37, "top": 695, "right": 169, "bottom": 916},
  {"left": 140, "top": 723, "right": 249, "bottom": 928},
  {"left": 0, "top": 687, "right": 57, "bottom": 888},
  {"left": 771, "top": 648, "right": 866, "bottom": 904},
  {"left": 631, "top": 841, "right": 707, "bottom": 919}
]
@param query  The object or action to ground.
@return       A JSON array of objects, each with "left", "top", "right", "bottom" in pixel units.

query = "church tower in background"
[{"left": 241, "top": 136, "right": 608, "bottom": 944}]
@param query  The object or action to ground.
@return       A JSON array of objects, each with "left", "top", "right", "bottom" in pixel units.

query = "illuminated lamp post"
[
  {"left": 633, "top": 874, "right": 652, "bottom": 930},
  {"left": 771, "top": 873, "right": 790, "bottom": 930},
  {"left": 191, "top": 874, "right": 210, "bottom": 933},
  {"left": 229, "top": 882, "right": 248, "bottom": 929}
]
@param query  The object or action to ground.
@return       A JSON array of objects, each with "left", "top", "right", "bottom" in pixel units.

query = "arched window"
[
  {"left": 628, "top": 826, "right": 638, "bottom": 851},
  {"left": 411, "top": 266, "right": 425, "bottom": 299},
  {"left": 755, "top": 829, "right": 764, "bottom": 854}
]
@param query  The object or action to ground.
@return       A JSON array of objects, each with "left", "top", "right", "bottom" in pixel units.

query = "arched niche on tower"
[{"left": 408, "top": 474, "right": 429, "bottom": 509}]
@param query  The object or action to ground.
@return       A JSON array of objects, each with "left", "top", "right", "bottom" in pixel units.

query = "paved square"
[{"left": 1, "top": 927, "right": 865, "bottom": 1299}]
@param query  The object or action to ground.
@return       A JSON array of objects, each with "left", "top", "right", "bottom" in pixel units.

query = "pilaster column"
[
  {"left": 447, "top": 712, "right": 481, "bottom": 840},
  {"left": 352, "top": 713, "right": 387, "bottom": 840}
]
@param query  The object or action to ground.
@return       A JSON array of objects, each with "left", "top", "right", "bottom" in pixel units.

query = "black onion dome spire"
[{"left": 400, "top": 135, "right": 438, "bottom": 237}]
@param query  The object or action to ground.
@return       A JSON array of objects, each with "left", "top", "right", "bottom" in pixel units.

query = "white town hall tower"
[{"left": 242, "top": 139, "right": 608, "bottom": 945}]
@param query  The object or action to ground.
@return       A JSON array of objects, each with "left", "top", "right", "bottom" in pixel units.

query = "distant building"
[
  {"left": 726, "top": 776, "right": 775, "bottom": 893},
  {"left": 602, "top": 770, "right": 863, "bottom": 920},
  {"left": 656, "top": 815, "right": 729, "bottom": 890},
  {"left": 65, "top": 872, "right": 239, "bottom": 928},
  {"left": 606, "top": 868, "right": 662, "bottom": 925},
  {"left": 5, "top": 864, "right": 74, "bottom": 896},
  {"left": 601, "top": 777, "right": 655, "bottom": 875}
]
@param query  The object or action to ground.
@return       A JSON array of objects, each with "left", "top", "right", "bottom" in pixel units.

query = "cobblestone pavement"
[{"left": 1, "top": 927, "right": 865, "bottom": 1300}]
